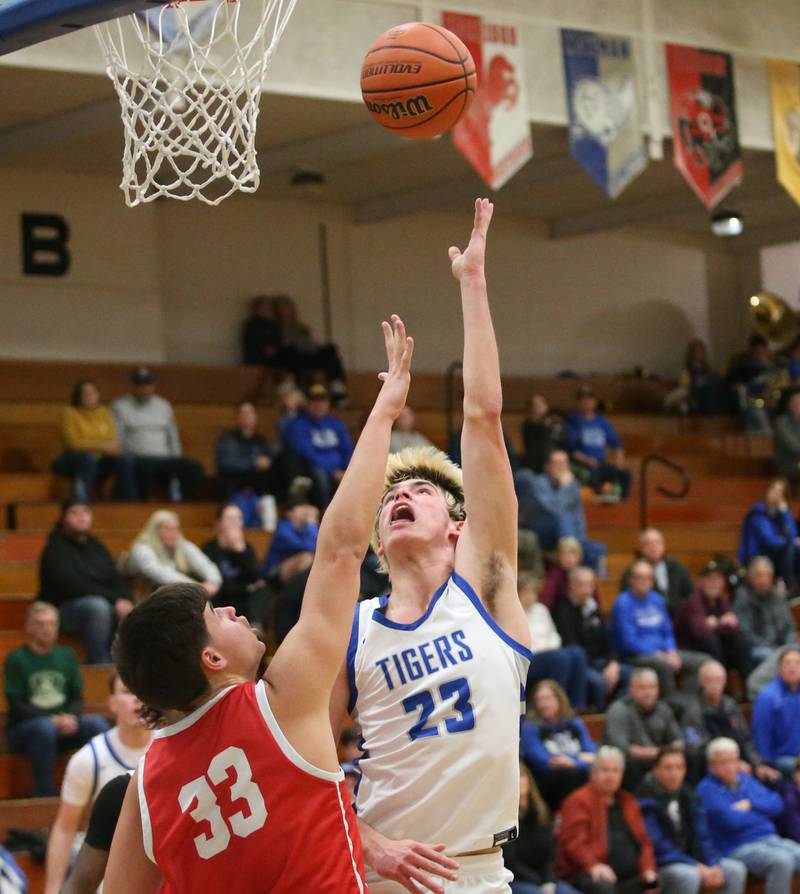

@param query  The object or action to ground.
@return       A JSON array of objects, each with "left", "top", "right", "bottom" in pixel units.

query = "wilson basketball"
[{"left": 361, "top": 22, "right": 477, "bottom": 140}]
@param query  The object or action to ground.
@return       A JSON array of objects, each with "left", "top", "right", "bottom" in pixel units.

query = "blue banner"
[{"left": 561, "top": 28, "right": 647, "bottom": 198}]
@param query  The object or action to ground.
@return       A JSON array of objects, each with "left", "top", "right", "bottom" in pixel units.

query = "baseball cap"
[
  {"left": 307, "top": 384, "right": 329, "bottom": 400},
  {"left": 130, "top": 366, "right": 155, "bottom": 385},
  {"left": 576, "top": 385, "right": 595, "bottom": 399},
  {"left": 700, "top": 560, "right": 725, "bottom": 576}
]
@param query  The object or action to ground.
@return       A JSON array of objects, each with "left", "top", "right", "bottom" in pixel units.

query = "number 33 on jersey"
[{"left": 139, "top": 681, "right": 366, "bottom": 893}]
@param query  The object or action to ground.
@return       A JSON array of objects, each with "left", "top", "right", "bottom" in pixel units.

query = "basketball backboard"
[{"left": 0, "top": 0, "right": 172, "bottom": 55}]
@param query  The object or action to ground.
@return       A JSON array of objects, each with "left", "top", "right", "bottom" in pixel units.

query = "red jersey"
[{"left": 138, "top": 681, "right": 367, "bottom": 893}]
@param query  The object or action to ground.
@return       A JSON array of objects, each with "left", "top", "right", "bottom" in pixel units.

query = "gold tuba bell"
[{"left": 748, "top": 291, "right": 800, "bottom": 408}]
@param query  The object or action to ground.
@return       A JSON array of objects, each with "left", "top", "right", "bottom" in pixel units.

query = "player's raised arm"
[
  {"left": 266, "top": 316, "right": 413, "bottom": 704},
  {"left": 450, "top": 199, "right": 529, "bottom": 646}
]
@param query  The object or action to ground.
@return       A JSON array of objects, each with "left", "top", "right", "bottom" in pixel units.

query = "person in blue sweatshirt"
[
  {"left": 283, "top": 383, "right": 354, "bottom": 506},
  {"left": 637, "top": 746, "right": 746, "bottom": 894},
  {"left": 698, "top": 737, "right": 800, "bottom": 894},
  {"left": 610, "top": 560, "right": 707, "bottom": 696},
  {"left": 565, "top": 387, "right": 632, "bottom": 500},
  {"left": 738, "top": 479, "right": 800, "bottom": 591},
  {"left": 752, "top": 646, "right": 800, "bottom": 777}
]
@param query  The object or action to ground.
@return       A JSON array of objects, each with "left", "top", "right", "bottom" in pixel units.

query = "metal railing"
[{"left": 639, "top": 453, "right": 690, "bottom": 530}]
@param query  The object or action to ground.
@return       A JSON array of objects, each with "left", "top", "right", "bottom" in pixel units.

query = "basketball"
[{"left": 360, "top": 22, "right": 477, "bottom": 140}]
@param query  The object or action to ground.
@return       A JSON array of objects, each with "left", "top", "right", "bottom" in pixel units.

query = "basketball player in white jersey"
[{"left": 331, "top": 199, "right": 533, "bottom": 894}]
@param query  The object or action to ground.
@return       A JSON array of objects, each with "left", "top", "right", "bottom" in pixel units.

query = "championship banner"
[
  {"left": 666, "top": 43, "right": 742, "bottom": 209},
  {"left": 560, "top": 28, "right": 646, "bottom": 198},
  {"left": 442, "top": 11, "right": 533, "bottom": 190},
  {"left": 768, "top": 59, "right": 800, "bottom": 207}
]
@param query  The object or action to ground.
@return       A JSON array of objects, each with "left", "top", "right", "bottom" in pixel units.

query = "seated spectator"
[
  {"left": 202, "top": 504, "right": 272, "bottom": 625},
  {"left": 283, "top": 384, "right": 353, "bottom": 506},
  {"left": 738, "top": 479, "right": 800, "bottom": 591},
  {"left": 664, "top": 339, "right": 727, "bottom": 417},
  {"left": 523, "top": 450, "right": 607, "bottom": 573},
  {"left": 520, "top": 574, "right": 591, "bottom": 709},
  {"left": 733, "top": 556, "right": 797, "bottom": 669},
  {"left": 241, "top": 295, "right": 283, "bottom": 369},
  {"left": 565, "top": 387, "right": 632, "bottom": 501},
  {"left": 637, "top": 746, "right": 746, "bottom": 894},
  {"left": 541, "top": 537, "right": 586, "bottom": 609},
  {"left": 215, "top": 400, "right": 305, "bottom": 505},
  {"left": 557, "top": 746, "right": 657, "bottom": 894},
  {"left": 725, "top": 334, "right": 774, "bottom": 434},
  {"left": 61, "top": 773, "right": 129, "bottom": 894},
  {"left": 675, "top": 560, "right": 752, "bottom": 681},
  {"left": 610, "top": 560, "right": 706, "bottom": 697},
  {"left": 774, "top": 390, "right": 800, "bottom": 485},
  {"left": 554, "top": 567, "right": 632, "bottom": 706},
  {"left": 621, "top": 529, "right": 693, "bottom": 618},
  {"left": 752, "top": 646, "right": 800, "bottom": 778},
  {"left": 602, "top": 668, "right": 684, "bottom": 789},
  {"left": 51, "top": 380, "right": 137, "bottom": 501},
  {"left": 126, "top": 510, "right": 221, "bottom": 597},
  {"left": 275, "top": 384, "right": 305, "bottom": 442},
  {"left": 777, "top": 758, "right": 800, "bottom": 842},
  {"left": 681, "top": 660, "right": 779, "bottom": 783},
  {"left": 521, "top": 680, "right": 597, "bottom": 810},
  {"left": 518, "top": 528, "right": 545, "bottom": 583},
  {"left": 111, "top": 367, "right": 204, "bottom": 500},
  {"left": 504, "top": 762, "right": 581, "bottom": 894},
  {"left": 4, "top": 603, "right": 109, "bottom": 797},
  {"left": 263, "top": 498, "right": 320, "bottom": 642},
  {"left": 698, "top": 737, "right": 800, "bottom": 891},
  {"left": 270, "top": 294, "right": 347, "bottom": 400},
  {"left": 521, "top": 394, "right": 566, "bottom": 474},
  {"left": 38, "top": 498, "right": 133, "bottom": 664},
  {"left": 389, "top": 406, "right": 433, "bottom": 453},
  {"left": 44, "top": 672, "right": 152, "bottom": 894}
]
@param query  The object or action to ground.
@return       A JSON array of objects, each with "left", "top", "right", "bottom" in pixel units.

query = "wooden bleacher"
[{"left": 0, "top": 359, "right": 781, "bottom": 892}]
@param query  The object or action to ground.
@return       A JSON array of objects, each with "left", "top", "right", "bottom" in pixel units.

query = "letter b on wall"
[{"left": 21, "top": 213, "right": 70, "bottom": 276}]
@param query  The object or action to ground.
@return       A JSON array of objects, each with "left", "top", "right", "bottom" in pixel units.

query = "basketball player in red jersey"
[{"left": 104, "top": 316, "right": 414, "bottom": 894}]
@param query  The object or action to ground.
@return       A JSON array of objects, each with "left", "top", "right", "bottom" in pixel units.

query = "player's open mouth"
[{"left": 390, "top": 503, "right": 415, "bottom": 525}]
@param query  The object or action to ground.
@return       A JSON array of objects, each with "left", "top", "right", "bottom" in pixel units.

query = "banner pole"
[{"left": 641, "top": 0, "right": 664, "bottom": 161}]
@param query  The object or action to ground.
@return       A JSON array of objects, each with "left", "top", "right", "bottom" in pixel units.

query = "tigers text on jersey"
[
  {"left": 347, "top": 572, "right": 531, "bottom": 854},
  {"left": 139, "top": 681, "right": 366, "bottom": 893}
]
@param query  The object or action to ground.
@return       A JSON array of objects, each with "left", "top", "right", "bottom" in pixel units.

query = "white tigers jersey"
[{"left": 347, "top": 572, "right": 531, "bottom": 855}]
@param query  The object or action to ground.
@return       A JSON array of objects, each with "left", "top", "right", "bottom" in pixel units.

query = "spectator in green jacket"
[{"left": 5, "top": 603, "right": 108, "bottom": 797}]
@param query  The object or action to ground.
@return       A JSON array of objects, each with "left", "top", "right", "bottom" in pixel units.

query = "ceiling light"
[{"left": 710, "top": 211, "right": 743, "bottom": 237}]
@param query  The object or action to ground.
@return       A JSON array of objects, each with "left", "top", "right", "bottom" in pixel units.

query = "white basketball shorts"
[{"left": 366, "top": 851, "right": 513, "bottom": 894}]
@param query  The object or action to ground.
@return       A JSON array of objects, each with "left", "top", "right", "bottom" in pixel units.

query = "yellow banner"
[{"left": 769, "top": 59, "right": 800, "bottom": 206}]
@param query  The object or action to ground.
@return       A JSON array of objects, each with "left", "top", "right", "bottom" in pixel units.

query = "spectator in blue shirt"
[
  {"left": 698, "top": 737, "right": 800, "bottom": 893},
  {"left": 523, "top": 450, "right": 607, "bottom": 573},
  {"left": 637, "top": 746, "right": 746, "bottom": 894},
  {"left": 521, "top": 679, "right": 597, "bottom": 810},
  {"left": 738, "top": 479, "right": 800, "bottom": 591},
  {"left": 752, "top": 647, "right": 800, "bottom": 778},
  {"left": 283, "top": 384, "right": 353, "bottom": 507},
  {"left": 565, "top": 387, "right": 632, "bottom": 501},
  {"left": 610, "top": 560, "right": 706, "bottom": 696}
]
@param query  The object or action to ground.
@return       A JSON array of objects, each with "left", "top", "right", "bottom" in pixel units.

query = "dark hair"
[
  {"left": 654, "top": 744, "right": 686, "bottom": 765},
  {"left": 215, "top": 502, "right": 242, "bottom": 521},
  {"left": 70, "top": 379, "right": 96, "bottom": 408},
  {"left": 107, "top": 670, "right": 119, "bottom": 694},
  {"left": 112, "top": 583, "right": 211, "bottom": 727},
  {"left": 749, "top": 334, "right": 768, "bottom": 349}
]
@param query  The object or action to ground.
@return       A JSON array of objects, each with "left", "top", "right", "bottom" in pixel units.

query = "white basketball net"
[{"left": 95, "top": 0, "right": 298, "bottom": 206}]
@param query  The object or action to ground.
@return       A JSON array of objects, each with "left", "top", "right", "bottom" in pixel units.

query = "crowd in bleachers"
[{"left": 10, "top": 325, "right": 800, "bottom": 892}]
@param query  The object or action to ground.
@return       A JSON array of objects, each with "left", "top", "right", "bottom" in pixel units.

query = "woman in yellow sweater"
[{"left": 52, "top": 381, "right": 138, "bottom": 500}]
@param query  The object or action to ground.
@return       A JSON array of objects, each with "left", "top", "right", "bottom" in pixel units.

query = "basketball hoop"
[{"left": 95, "top": 0, "right": 298, "bottom": 206}]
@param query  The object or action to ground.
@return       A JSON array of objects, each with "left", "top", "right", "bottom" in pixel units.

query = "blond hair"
[
  {"left": 134, "top": 510, "right": 190, "bottom": 575},
  {"left": 371, "top": 446, "right": 465, "bottom": 573}
]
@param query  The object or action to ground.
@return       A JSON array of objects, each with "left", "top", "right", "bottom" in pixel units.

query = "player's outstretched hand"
[
  {"left": 448, "top": 197, "right": 494, "bottom": 282},
  {"left": 375, "top": 314, "right": 414, "bottom": 420},
  {"left": 371, "top": 837, "right": 459, "bottom": 893}
]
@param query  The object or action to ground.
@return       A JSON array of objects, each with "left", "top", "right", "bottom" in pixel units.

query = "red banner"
[
  {"left": 666, "top": 43, "right": 743, "bottom": 209},
  {"left": 442, "top": 11, "right": 532, "bottom": 190}
]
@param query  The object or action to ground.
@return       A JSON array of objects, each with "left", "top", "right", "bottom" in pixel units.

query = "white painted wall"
[
  {"left": 0, "top": 166, "right": 734, "bottom": 377},
  {"left": 761, "top": 241, "right": 800, "bottom": 305}
]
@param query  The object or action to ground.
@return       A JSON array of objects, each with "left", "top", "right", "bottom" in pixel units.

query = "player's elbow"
[
  {"left": 463, "top": 396, "right": 503, "bottom": 423},
  {"left": 314, "top": 542, "right": 365, "bottom": 575}
]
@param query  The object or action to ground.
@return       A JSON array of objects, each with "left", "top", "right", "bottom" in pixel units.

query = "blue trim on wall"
[{"left": 452, "top": 571, "right": 534, "bottom": 660}]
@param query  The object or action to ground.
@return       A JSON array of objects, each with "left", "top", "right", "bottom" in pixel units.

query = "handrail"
[
  {"left": 639, "top": 453, "right": 690, "bottom": 530},
  {"left": 445, "top": 361, "right": 463, "bottom": 441}
]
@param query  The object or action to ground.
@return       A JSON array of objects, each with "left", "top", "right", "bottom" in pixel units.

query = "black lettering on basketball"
[{"left": 365, "top": 95, "right": 433, "bottom": 121}]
